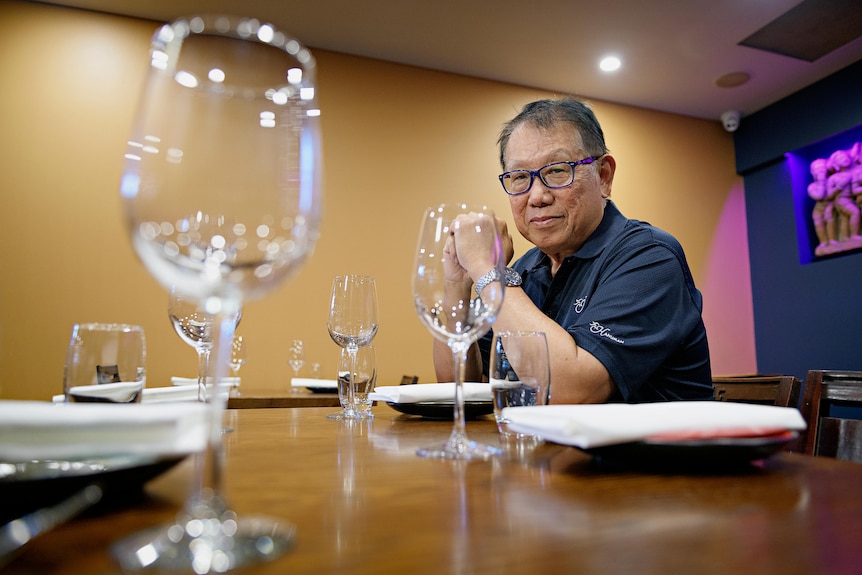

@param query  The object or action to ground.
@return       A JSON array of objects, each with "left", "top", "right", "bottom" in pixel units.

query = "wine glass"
[
  {"left": 327, "top": 275, "right": 378, "bottom": 420},
  {"left": 113, "top": 15, "right": 321, "bottom": 572},
  {"left": 287, "top": 339, "right": 306, "bottom": 380},
  {"left": 412, "top": 204, "right": 506, "bottom": 460},
  {"left": 228, "top": 335, "right": 246, "bottom": 395},
  {"left": 169, "top": 287, "right": 242, "bottom": 402}
]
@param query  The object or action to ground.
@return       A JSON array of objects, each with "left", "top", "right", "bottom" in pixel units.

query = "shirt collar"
[{"left": 569, "top": 200, "right": 627, "bottom": 261}]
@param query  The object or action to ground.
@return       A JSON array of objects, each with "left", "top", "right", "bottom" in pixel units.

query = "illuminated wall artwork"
[{"left": 789, "top": 124, "right": 862, "bottom": 264}]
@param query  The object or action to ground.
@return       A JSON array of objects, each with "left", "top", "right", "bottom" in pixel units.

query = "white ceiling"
[{"left": 39, "top": 0, "right": 862, "bottom": 122}]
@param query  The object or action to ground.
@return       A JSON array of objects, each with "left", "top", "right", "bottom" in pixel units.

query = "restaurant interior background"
[{"left": 0, "top": 0, "right": 858, "bottom": 402}]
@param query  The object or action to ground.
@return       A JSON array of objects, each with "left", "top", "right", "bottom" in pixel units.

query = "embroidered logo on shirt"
[
  {"left": 574, "top": 297, "right": 587, "bottom": 313},
  {"left": 589, "top": 321, "right": 624, "bottom": 344}
]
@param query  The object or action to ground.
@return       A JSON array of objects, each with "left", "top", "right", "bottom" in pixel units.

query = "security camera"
[{"left": 720, "top": 110, "right": 741, "bottom": 133}]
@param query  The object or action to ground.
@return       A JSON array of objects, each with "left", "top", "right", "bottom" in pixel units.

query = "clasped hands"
[{"left": 442, "top": 212, "right": 514, "bottom": 288}]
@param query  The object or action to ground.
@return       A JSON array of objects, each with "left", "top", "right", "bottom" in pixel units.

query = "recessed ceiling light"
[{"left": 599, "top": 56, "right": 621, "bottom": 72}]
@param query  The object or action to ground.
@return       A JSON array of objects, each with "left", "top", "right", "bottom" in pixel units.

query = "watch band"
[{"left": 475, "top": 267, "right": 523, "bottom": 296}]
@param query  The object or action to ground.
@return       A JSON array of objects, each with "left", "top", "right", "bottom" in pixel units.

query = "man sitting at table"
[{"left": 433, "top": 97, "right": 713, "bottom": 403}]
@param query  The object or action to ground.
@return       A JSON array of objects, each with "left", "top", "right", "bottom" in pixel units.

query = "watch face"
[{"left": 504, "top": 268, "right": 522, "bottom": 286}]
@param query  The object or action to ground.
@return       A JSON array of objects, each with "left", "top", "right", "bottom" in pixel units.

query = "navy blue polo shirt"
[{"left": 482, "top": 201, "right": 713, "bottom": 403}]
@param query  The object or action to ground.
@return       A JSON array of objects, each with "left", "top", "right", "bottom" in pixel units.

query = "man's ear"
[{"left": 598, "top": 154, "right": 616, "bottom": 199}]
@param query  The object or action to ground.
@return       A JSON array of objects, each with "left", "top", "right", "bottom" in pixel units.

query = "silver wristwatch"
[{"left": 475, "top": 267, "right": 523, "bottom": 296}]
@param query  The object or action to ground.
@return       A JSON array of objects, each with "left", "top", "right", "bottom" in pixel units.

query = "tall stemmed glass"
[
  {"left": 327, "top": 275, "right": 378, "bottom": 420},
  {"left": 412, "top": 204, "right": 506, "bottom": 460},
  {"left": 169, "top": 287, "right": 241, "bottom": 402},
  {"left": 287, "top": 339, "right": 306, "bottom": 381},
  {"left": 228, "top": 335, "right": 246, "bottom": 396},
  {"left": 113, "top": 15, "right": 321, "bottom": 572}
]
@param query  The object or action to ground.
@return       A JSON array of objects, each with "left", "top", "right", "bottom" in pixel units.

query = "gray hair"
[{"left": 497, "top": 97, "right": 609, "bottom": 168}]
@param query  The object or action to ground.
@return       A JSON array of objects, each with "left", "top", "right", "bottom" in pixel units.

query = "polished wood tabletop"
[
  {"left": 9, "top": 406, "right": 862, "bottom": 575},
  {"left": 226, "top": 388, "right": 340, "bottom": 409}
]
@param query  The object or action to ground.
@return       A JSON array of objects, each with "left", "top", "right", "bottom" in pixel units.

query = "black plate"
[
  {"left": 386, "top": 401, "right": 494, "bottom": 420},
  {"left": 0, "top": 454, "right": 186, "bottom": 523},
  {"left": 582, "top": 431, "right": 798, "bottom": 469}
]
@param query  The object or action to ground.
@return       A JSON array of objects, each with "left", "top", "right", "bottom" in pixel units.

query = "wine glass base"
[
  {"left": 326, "top": 409, "right": 373, "bottom": 420},
  {"left": 111, "top": 515, "right": 294, "bottom": 572},
  {"left": 416, "top": 439, "right": 502, "bottom": 461}
]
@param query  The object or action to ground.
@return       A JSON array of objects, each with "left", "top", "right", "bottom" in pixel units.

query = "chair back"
[
  {"left": 799, "top": 370, "right": 862, "bottom": 462},
  {"left": 712, "top": 375, "right": 801, "bottom": 408}
]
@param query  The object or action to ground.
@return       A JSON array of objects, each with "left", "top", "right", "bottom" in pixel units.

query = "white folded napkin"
[
  {"left": 66, "top": 381, "right": 144, "bottom": 403},
  {"left": 0, "top": 400, "right": 209, "bottom": 462},
  {"left": 171, "top": 376, "right": 240, "bottom": 387},
  {"left": 369, "top": 382, "right": 492, "bottom": 404},
  {"left": 503, "top": 401, "right": 807, "bottom": 448},
  {"left": 290, "top": 377, "right": 337, "bottom": 389},
  {"left": 52, "top": 383, "right": 230, "bottom": 404},
  {"left": 143, "top": 384, "right": 205, "bottom": 403}
]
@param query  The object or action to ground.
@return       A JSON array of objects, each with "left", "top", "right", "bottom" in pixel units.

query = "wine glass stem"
[
  {"left": 190, "top": 298, "right": 239, "bottom": 510},
  {"left": 449, "top": 341, "right": 469, "bottom": 442},
  {"left": 197, "top": 348, "right": 210, "bottom": 402},
  {"left": 347, "top": 346, "right": 358, "bottom": 415}
]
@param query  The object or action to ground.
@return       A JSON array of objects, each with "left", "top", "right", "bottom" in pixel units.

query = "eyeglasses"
[{"left": 498, "top": 157, "right": 599, "bottom": 195}]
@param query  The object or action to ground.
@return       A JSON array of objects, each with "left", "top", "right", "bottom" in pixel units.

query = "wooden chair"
[
  {"left": 399, "top": 375, "right": 419, "bottom": 385},
  {"left": 712, "top": 375, "right": 801, "bottom": 408},
  {"left": 712, "top": 375, "right": 803, "bottom": 452},
  {"left": 799, "top": 370, "right": 862, "bottom": 462}
]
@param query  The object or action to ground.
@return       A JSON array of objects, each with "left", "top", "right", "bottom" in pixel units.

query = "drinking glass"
[
  {"left": 287, "top": 339, "right": 306, "bottom": 380},
  {"left": 412, "top": 204, "right": 506, "bottom": 459},
  {"left": 336, "top": 345, "right": 376, "bottom": 419},
  {"left": 168, "top": 287, "right": 241, "bottom": 402},
  {"left": 489, "top": 331, "right": 551, "bottom": 438},
  {"left": 63, "top": 323, "right": 146, "bottom": 403},
  {"left": 327, "top": 275, "right": 378, "bottom": 420},
  {"left": 112, "top": 15, "right": 321, "bottom": 572},
  {"left": 228, "top": 335, "right": 246, "bottom": 395}
]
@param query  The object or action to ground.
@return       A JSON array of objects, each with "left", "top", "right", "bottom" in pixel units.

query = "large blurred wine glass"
[
  {"left": 412, "top": 204, "right": 506, "bottom": 460},
  {"left": 327, "top": 275, "right": 378, "bottom": 420},
  {"left": 113, "top": 15, "right": 321, "bottom": 572}
]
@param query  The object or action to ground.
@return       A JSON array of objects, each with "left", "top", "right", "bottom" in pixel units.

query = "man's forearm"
[{"left": 433, "top": 339, "right": 484, "bottom": 382}]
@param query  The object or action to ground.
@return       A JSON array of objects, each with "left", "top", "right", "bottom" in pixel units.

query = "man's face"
[{"left": 504, "top": 123, "right": 614, "bottom": 264}]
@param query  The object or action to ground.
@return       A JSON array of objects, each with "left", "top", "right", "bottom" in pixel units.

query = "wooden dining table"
[
  {"left": 8, "top": 406, "right": 862, "bottom": 575},
  {"left": 226, "top": 388, "right": 340, "bottom": 409}
]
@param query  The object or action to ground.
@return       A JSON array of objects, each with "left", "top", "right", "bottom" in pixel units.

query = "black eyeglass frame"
[{"left": 498, "top": 157, "right": 600, "bottom": 196}]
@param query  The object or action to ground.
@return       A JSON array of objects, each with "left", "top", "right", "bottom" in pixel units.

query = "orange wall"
[{"left": 0, "top": 0, "right": 755, "bottom": 401}]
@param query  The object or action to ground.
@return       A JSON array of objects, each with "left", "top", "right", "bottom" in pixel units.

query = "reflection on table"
[
  {"left": 11, "top": 406, "right": 862, "bottom": 574},
  {"left": 227, "top": 387, "right": 340, "bottom": 409}
]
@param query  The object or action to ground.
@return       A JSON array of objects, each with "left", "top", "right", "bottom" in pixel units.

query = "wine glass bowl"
[
  {"left": 412, "top": 204, "right": 506, "bottom": 459},
  {"left": 121, "top": 16, "right": 321, "bottom": 302},
  {"left": 114, "top": 14, "right": 321, "bottom": 572}
]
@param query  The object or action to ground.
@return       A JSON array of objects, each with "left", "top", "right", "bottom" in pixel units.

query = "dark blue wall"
[{"left": 735, "top": 59, "right": 862, "bottom": 381}]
